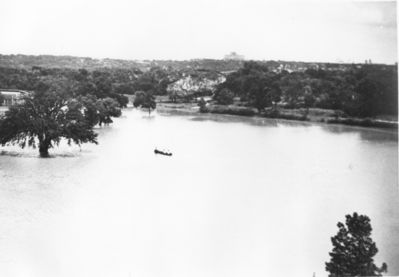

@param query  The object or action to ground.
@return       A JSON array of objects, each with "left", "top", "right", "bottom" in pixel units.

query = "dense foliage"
[
  {"left": 0, "top": 66, "right": 130, "bottom": 105},
  {"left": 0, "top": 58, "right": 397, "bottom": 119},
  {"left": 0, "top": 89, "right": 98, "bottom": 157},
  {"left": 133, "top": 91, "right": 156, "bottom": 115},
  {"left": 326, "top": 213, "right": 387, "bottom": 276},
  {"left": 213, "top": 88, "right": 234, "bottom": 105},
  {"left": 217, "top": 62, "right": 397, "bottom": 117},
  {"left": 0, "top": 68, "right": 128, "bottom": 156},
  {"left": 78, "top": 95, "right": 122, "bottom": 126}
]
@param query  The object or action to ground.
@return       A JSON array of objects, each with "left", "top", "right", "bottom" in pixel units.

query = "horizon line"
[{"left": 0, "top": 52, "right": 397, "bottom": 66}]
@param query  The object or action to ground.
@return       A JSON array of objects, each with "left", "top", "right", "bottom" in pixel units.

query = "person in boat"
[{"left": 154, "top": 148, "right": 172, "bottom": 156}]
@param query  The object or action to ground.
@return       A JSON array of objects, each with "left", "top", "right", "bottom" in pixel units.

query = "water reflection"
[
  {"left": 0, "top": 150, "right": 81, "bottom": 158},
  {"left": 319, "top": 124, "right": 397, "bottom": 143},
  {"left": 186, "top": 111, "right": 398, "bottom": 141}
]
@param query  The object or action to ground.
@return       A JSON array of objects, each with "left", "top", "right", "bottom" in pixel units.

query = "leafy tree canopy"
[
  {"left": 326, "top": 212, "right": 388, "bottom": 277},
  {"left": 0, "top": 90, "right": 98, "bottom": 157},
  {"left": 214, "top": 88, "right": 234, "bottom": 105},
  {"left": 78, "top": 95, "right": 122, "bottom": 127},
  {"left": 133, "top": 91, "right": 156, "bottom": 115}
]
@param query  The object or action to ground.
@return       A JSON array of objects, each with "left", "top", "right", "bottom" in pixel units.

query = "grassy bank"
[
  {"left": 207, "top": 104, "right": 398, "bottom": 129},
  {"left": 203, "top": 104, "right": 257, "bottom": 116},
  {"left": 325, "top": 118, "right": 398, "bottom": 129}
]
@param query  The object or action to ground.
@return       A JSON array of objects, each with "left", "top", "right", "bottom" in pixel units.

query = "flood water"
[{"left": 0, "top": 108, "right": 397, "bottom": 277}]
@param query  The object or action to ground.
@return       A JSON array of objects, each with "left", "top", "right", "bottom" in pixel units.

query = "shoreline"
[
  {"left": 2, "top": 101, "right": 397, "bottom": 130},
  {"left": 156, "top": 101, "right": 398, "bottom": 130}
]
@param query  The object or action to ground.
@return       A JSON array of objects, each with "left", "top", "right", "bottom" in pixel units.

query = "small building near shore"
[{"left": 0, "top": 89, "right": 28, "bottom": 106}]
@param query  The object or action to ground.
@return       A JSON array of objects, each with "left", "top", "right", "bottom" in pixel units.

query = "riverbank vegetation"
[
  {"left": 133, "top": 91, "right": 156, "bottom": 115},
  {"left": 0, "top": 89, "right": 98, "bottom": 157},
  {"left": 214, "top": 61, "right": 397, "bottom": 117},
  {"left": 193, "top": 61, "right": 397, "bottom": 128},
  {"left": 0, "top": 67, "right": 125, "bottom": 156},
  {"left": 0, "top": 55, "right": 397, "bottom": 129}
]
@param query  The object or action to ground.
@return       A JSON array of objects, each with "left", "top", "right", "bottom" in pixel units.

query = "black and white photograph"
[{"left": 0, "top": 0, "right": 397, "bottom": 276}]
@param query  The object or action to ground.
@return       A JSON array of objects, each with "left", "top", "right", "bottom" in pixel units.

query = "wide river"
[{"left": 0, "top": 108, "right": 397, "bottom": 277}]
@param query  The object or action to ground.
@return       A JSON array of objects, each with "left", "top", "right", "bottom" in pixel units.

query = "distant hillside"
[
  {"left": 0, "top": 54, "right": 147, "bottom": 70},
  {"left": 0, "top": 54, "right": 244, "bottom": 72},
  {"left": 1, "top": 54, "right": 393, "bottom": 73}
]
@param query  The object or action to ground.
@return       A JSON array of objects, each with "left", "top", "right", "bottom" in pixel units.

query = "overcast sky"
[{"left": 0, "top": 0, "right": 397, "bottom": 64}]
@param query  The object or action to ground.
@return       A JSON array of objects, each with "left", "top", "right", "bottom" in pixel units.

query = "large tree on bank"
[
  {"left": 326, "top": 212, "right": 387, "bottom": 277},
  {"left": 0, "top": 90, "right": 98, "bottom": 157}
]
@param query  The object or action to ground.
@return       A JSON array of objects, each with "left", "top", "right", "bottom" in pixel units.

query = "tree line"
[
  {"left": 0, "top": 67, "right": 130, "bottom": 156},
  {"left": 0, "top": 65, "right": 174, "bottom": 156},
  {"left": 0, "top": 65, "right": 174, "bottom": 100},
  {"left": 0, "top": 61, "right": 397, "bottom": 156},
  {"left": 5, "top": 61, "right": 396, "bottom": 119},
  {"left": 215, "top": 61, "right": 398, "bottom": 117}
]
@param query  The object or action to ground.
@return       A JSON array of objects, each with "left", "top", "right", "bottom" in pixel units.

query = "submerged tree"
[
  {"left": 96, "top": 97, "right": 122, "bottom": 126},
  {"left": 326, "top": 212, "right": 387, "bottom": 276},
  {"left": 0, "top": 90, "right": 98, "bottom": 157},
  {"left": 133, "top": 90, "right": 156, "bottom": 115},
  {"left": 110, "top": 93, "right": 129, "bottom": 108},
  {"left": 79, "top": 95, "right": 122, "bottom": 127}
]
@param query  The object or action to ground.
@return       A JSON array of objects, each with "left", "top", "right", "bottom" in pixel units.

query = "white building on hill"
[{"left": 224, "top": 52, "right": 245, "bottom": 61}]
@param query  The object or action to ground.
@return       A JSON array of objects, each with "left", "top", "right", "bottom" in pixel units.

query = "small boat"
[{"left": 154, "top": 149, "right": 172, "bottom": 156}]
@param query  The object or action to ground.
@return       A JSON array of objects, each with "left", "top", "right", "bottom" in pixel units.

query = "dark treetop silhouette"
[{"left": 325, "top": 212, "right": 387, "bottom": 276}]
